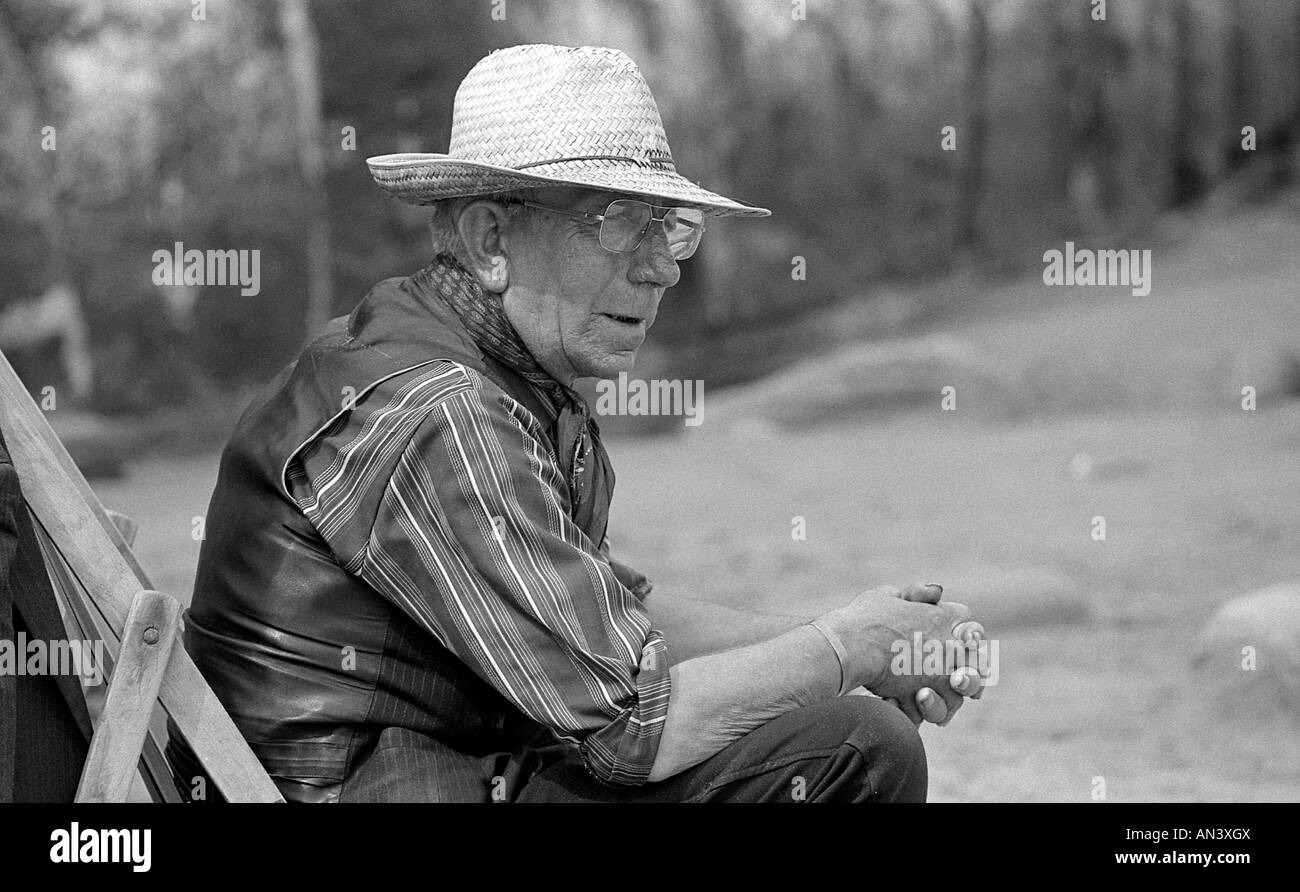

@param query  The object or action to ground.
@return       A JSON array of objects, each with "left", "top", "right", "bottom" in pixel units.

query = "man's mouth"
[{"left": 600, "top": 313, "right": 644, "bottom": 326}]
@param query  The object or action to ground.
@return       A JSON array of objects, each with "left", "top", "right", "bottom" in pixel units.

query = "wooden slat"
[
  {"left": 0, "top": 348, "right": 283, "bottom": 803},
  {"left": 34, "top": 523, "right": 109, "bottom": 652},
  {"left": 33, "top": 524, "right": 179, "bottom": 803},
  {"left": 76, "top": 590, "right": 181, "bottom": 803}
]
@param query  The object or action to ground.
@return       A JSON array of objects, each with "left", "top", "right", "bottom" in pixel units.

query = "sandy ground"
[{"left": 91, "top": 199, "right": 1300, "bottom": 802}]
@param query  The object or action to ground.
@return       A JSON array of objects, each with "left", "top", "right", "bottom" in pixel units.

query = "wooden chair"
[{"left": 0, "top": 348, "right": 282, "bottom": 803}]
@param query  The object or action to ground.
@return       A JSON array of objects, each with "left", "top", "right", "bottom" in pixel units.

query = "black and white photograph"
[{"left": 0, "top": 0, "right": 1296, "bottom": 874}]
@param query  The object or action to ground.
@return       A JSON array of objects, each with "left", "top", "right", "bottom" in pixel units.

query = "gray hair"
[{"left": 427, "top": 190, "right": 543, "bottom": 264}]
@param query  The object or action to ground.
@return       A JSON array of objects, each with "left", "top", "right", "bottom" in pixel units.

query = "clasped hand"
[{"left": 821, "top": 582, "right": 988, "bottom": 727}]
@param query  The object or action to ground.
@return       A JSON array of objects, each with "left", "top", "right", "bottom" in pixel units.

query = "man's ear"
[{"left": 455, "top": 199, "right": 515, "bottom": 293}]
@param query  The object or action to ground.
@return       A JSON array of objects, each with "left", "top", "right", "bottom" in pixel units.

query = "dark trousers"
[
  {"left": 339, "top": 695, "right": 926, "bottom": 803},
  {"left": 515, "top": 696, "right": 927, "bottom": 803}
]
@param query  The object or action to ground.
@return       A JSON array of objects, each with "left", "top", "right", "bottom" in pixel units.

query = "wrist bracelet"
[{"left": 808, "top": 619, "right": 852, "bottom": 696}]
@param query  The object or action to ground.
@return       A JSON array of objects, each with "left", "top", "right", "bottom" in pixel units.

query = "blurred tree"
[
  {"left": 0, "top": 0, "right": 76, "bottom": 288},
  {"left": 312, "top": 0, "right": 509, "bottom": 304},
  {"left": 954, "top": 0, "right": 991, "bottom": 258},
  {"left": 1169, "top": 0, "right": 1206, "bottom": 205},
  {"left": 2, "top": 0, "right": 1299, "bottom": 417},
  {"left": 0, "top": 0, "right": 93, "bottom": 398},
  {"left": 276, "top": 0, "right": 334, "bottom": 343}
]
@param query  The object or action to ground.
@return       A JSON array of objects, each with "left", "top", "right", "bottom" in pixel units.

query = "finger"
[
  {"left": 943, "top": 601, "right": 973, "bottom": 627},
  {"left": 927, "top": 684, "right": 965, "bottom": 726},
  {"left": 950, "top": 666, "right": 985, "bottom": 699},
  {"left": 949, "top": 666, "right": 981, "bottom": 696},
  {"left": 952, "top": 640, "right": 991, "bottom": 699},
  {"left": 935, "top": 633, "right": 977, "bottom": 676},
  {"left": 951, "top": 620, "right": 985, "bottom": 643},
  {"left": 916, "top": 688, "right": 948, "bottom": 724},
  {"left": 899, "top": 582, "right": 944, "bottom": 604}
]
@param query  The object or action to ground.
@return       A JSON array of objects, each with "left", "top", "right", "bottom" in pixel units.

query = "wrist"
[
  {"left": 806, "top": 619, "right": 850, "bottom": 696},
  {"left": 816, "top": 608, "right": 891, "bottom": 692}
]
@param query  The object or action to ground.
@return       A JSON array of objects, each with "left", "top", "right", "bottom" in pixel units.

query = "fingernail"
[
  {"left": 919, "top": 689, "right": 933, "bottom": 704},
  {"left": 927, "top": 583, "right": 943, "bottom": 593}
]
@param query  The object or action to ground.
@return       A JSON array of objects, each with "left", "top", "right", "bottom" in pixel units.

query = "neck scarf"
[
  {"left": 410, "top": 254, "right": 613, "bottom": 546},
  {"left": 415, "top": 254, "right": 561, "bottom": 391}
]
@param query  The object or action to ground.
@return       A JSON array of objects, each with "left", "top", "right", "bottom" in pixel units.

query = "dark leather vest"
[{"left": 169, "top": 273, "right": 616, "bottom": 802}]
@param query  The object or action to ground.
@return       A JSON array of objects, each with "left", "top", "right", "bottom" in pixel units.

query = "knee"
[
  {"left": 812, "top": 695, "right": 923, "bottom": 750},
  {"left": 816, "top": 696, "right": 928, "bottom": 802}
]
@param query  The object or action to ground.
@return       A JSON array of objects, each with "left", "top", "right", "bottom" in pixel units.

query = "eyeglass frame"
[{"left": 504, "top": 197, "right": 706, "bottom": 259}]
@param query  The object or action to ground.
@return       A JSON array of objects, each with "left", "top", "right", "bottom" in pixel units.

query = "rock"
[
  {"left": 938, "top": 565, "right": 1091, "bottom": 629},
  {"left": 1016, "top": 350, "right": 1132, "bottom": 414},
  {"left": 1193, "top": 583, "right": 1300, "bottom": 720},
  {"left": 1226, "top": 346, "right": 1300, "bottom": 406},
  {"left": 1067, "top": 451, "right": 1150, "bottom": 482},
  {"left": 707, "top": 333, "right": 1022, "bottom": 429},
  {"left": 1068, "top": 452, "right": 1094, "bottom": 480}
]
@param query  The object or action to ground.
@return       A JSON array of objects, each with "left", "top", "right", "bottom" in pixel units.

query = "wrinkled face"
[{"left": 500, "top": 187, "right": 682, "bottom": 384}]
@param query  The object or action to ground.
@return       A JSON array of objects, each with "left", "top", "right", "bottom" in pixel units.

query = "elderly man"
[{"left": 169, "top": 44, "right": 986, "bottom": 803}]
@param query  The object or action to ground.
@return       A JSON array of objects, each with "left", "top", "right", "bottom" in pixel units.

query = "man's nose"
[{"left": 631, "top": 223, "right": 681, "bottom": 288}]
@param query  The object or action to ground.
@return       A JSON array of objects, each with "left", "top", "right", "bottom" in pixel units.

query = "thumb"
[{"left": 898, "top": 582, "right": 944, "bottom": 604}]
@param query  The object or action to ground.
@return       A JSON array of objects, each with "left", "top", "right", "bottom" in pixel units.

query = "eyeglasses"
[{"left": 510, "top": 198, "right": 706, "bottom": 260}]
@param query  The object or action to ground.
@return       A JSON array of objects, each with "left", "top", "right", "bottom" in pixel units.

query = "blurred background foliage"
[{"left": 1, "top": 0, "right": 1298, "bottom": 421}]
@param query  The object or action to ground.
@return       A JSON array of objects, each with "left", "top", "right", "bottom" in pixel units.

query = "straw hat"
[{"left": 366, "top": 44, "right": 770, "bottom": 218}]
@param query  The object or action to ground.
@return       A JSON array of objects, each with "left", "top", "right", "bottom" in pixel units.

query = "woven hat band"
[{"left": 516, "top": 154, "right": 674, "bottom": 172}]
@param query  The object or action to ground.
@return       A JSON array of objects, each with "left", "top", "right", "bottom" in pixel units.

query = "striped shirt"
[{"left": 284, "top": 359, "right": 671, "bottom": 786}]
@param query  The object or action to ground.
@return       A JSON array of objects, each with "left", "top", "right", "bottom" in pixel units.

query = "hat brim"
[{"left": 366, "top": 153, "right": 770, "bottom": 218}]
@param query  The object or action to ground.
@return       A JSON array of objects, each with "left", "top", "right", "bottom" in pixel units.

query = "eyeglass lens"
[{"left": 600, "top": 200, "right": 704, "bottom": 259}]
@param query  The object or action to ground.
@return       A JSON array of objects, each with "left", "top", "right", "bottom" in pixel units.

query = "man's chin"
[{"left": 583, "top": 353, "right": 638, "bottom": 380}]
